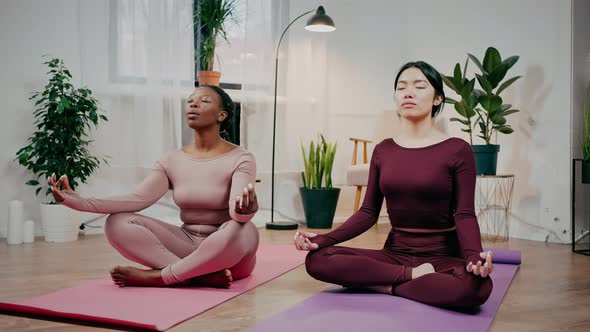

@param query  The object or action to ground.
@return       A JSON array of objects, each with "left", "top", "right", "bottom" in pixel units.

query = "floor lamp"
[{"left": 266, "top": 6, "right": 336, "bottom": 230}]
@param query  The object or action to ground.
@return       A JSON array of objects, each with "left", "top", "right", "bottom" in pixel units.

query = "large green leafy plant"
[
  {"left": 195, "top": 0, "right": 239, "bottom": 71},
  {"left": 16, "top": 58, "right": 109, "bottom": 203},
  {"left": 443, "top": 47, "right": 521, "bottom": 144},
  {"left": 300, "top": 134, "right": 337, "bottom": 190}
]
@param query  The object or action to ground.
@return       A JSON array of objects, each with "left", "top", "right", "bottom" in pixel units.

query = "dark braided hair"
[
  {"left": 198, "top": 85, "right": 235, "bottom": 134},
  {"left": 394, "top": 61, "right": 445, "bottom": 117}
]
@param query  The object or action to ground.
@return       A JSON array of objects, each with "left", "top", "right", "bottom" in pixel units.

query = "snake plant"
[{"left": 300, "top": 134, "right": 337, "bottom": 190}]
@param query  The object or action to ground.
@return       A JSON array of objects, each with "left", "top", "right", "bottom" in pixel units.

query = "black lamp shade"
[{"left": 305, "top": 6, "right": 336, "bottom": 32}]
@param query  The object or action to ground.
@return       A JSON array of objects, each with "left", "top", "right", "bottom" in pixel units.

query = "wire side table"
[
  {"left": 572, "top": 158, "right": 590, "bottom": 256},
  {"left": 475, "top": 175, "right": 515, "bottom": 242}
]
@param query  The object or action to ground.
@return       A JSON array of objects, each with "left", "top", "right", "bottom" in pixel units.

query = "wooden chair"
[{"left": 346, "top": 137, "right": 372, "bottom": 212}]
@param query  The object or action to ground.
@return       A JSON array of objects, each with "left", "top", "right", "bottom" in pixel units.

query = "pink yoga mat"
[
  {"left": 0, "top": 243, "right": 306, "bottom": 331},
  {"left": 249, "top": 248, "right": 521, "bottom": 332}
]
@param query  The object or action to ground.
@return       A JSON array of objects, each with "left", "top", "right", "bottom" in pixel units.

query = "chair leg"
[{"left": 354, "top": 186, "right": 363, "bottom": 212}]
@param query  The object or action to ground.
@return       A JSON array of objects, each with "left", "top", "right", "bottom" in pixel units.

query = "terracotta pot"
[{"left": 198, "top": 71, "right": 221, "bottom": 86}]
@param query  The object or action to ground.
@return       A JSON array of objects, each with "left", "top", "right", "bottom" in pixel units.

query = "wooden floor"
[{"left": 1, "top": 223, "right": 589, "bottom": 332}]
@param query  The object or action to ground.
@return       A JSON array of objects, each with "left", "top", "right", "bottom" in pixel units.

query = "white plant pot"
[{"left": 40, "top": 203, "right": 80, "bottom": 242}]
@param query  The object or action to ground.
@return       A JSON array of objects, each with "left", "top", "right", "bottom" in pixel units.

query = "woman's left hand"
[
  {"left": 466, "top": 251, "right": 493, "bottom": 278},
  {"left": 235, "top": 183, "right": 258, "bottom": 215}
]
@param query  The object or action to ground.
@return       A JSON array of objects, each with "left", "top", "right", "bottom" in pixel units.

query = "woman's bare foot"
[
  {"left": 412, "top": 263, "right": 435, "bottom": 279},
  {"left": 189, "top": 269, "right": 233, "bottom": 288},
  {"left": 110, "top": 266, "right": 165, "bottom": 287}
]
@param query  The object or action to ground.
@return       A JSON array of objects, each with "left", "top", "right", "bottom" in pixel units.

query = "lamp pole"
[
  {"left": 267, "top": 6, "right": 335, "bottom": 230},
  {"left": 269, "top": 10, "right": 314, "bottom": 229}
]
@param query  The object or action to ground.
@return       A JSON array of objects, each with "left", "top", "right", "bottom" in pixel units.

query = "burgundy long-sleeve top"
[{"left": 312, "top": 137, "right": 485, "bottom": 264}]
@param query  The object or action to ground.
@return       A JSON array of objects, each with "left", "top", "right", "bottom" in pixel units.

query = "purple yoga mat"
[
  {"left": 484, "top": 248, "right": 521, "bottom": 265},
  {"left": 249, "top": 248, "right": 521, "bottom": 332}
]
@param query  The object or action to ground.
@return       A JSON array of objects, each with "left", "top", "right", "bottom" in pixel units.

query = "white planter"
[{"left": 40, "top": 203, "right": 81, "bottom": 242}]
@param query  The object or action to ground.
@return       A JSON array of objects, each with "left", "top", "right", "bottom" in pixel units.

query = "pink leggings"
[
  {"left": 305, "top": 230, "right": 493, "bottom": 308},
  {"left": 104, "top": 213, "right": 259, "bottom": 285}
]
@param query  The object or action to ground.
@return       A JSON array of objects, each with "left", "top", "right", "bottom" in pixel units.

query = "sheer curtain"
[
  {"left": 241, "top": 0, "right": 329, "bottom": 223},
  {"left": 75, "top": 0, "right": 194, "bottom": 223}
]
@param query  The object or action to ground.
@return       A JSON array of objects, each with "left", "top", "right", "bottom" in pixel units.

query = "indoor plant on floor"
[
  {"left": 443, "top": 47, "right": 521, "bottom": 175},
  {"left": 194, "top": 0, "right": 239, "bottom": 86},
  {"left": 15, "top": 57, "right": 109, "bottom": 242},
  {"left": 300, "top": 134, "right": 339, "bottom": 229}
]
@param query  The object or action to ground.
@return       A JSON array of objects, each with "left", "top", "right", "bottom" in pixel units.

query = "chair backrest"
[{"left": 349, "top": 137, "right": 372, "bottom": 166}]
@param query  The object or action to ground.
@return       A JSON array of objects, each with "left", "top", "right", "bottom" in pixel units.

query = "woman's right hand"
[
  {"left": 48, "top": 173, "right": 74, "bottom": 203},
  {"left": 294, "top": 231, "right": 319, "bottom": 251}
]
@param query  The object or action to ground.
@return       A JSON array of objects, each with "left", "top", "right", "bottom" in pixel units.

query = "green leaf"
[
  {"left": 491, "top": 115, "right": 507, "bottom": 125},
  {"left": 18, "top": 153, "right": 29, "bottom": 165},
  {"left": 444, "top": 97, "right": 458, "bottom": 104},
  {"left": 61, "top": 97, "right": 70, "bottom": 109},
  {"left": 478, "top": 95, "right": 503, "bottom": 113},
  {"left": 442, "top": 76, "right": 459, "bottom": 93},
  {"left": 453, "top": 63, "right": 462, "bottom": 80},
  {"left": 501, "top": 55, "right": 519, "bottom": 71},
  {"left": 476, "top": 74, "right": 493, "bottom": 94},
  {"left": 461, "top": 128, "right": 472, "bottom": 133},
  {"left": 443, "top": 76, "right": 463, "bottom": 93},
  {"left": 450, "top": 117, "right": 470, "bottom": 125},
  {"left": 465, "top": 106, "right": 477, "bottom": 118},
  {"left": 483, "top": 47, "right": 501, "bottom": 73},
  {"left": 496, "top": 126, "right": 514, "bottom": 134},
  {"left": 502, "top": 109, "right": 519, "bottom": 116},
  {"left": 467, "top": 53, "right": 486, "bottom": 74},
  {"left": 460, "top": 79, "right": 475, "bottom": 100},
  {"left": 473, "top": 89, "right": 487, "bottom": 98},
  {"left": 496, "top": 76, "right": 521, "bottom": 95},
  {"left": 454, "top": 101, "right": 467, "bottom": 117},
  {"left": 26, "top": 180, "right": 40, "bottom": 186},
  {"left": 500, "top": 104, "right": 512, "bottom": 112},
  {"left": 487, "top": 62, "right": 510, "bottom": 88},
  {"left": 36, "top": 187, "right": 42, "bottom": 196}
]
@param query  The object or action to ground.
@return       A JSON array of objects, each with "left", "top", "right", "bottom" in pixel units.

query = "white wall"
[{"left": 283, "top": 0, "right": 575, "bottom": 242}]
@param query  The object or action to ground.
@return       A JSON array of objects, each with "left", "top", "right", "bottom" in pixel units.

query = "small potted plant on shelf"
[
  {"left": 299, "top": 134, "right": 339, "bottom": 229},
  {"left": 194, "top": 0, "right": 239, "bottom": 86},
  {"left": 15, "top": 57, "right": 109, "bottom": 242},
  {"left": 582, "top": 92, "right": 590, "bottom": 184},
  {"left": 443, "top": 47, "right": 521, "bottom": 175}
]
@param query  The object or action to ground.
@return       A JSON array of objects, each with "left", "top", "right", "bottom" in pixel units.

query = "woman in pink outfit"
[{"left": 49, "top": 85, "right": 259, "bottom": 288}]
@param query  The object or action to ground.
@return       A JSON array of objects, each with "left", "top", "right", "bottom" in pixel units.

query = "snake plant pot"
[
  {"left": 40, "top": 203, "right": 81, "bottom": 242},
  {"left": 299, "top": 187, "right": 341, "bottom": 229},
  {"left": 472, "top": 144, "right": 500, "bottom": 175},
  {"left": 583, "top": 160, "right": 590, "bottom": 184}
]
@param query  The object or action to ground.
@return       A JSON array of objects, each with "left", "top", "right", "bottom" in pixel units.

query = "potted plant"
[
  {"left": 444, "top": 47, "right": 521, "bottom": 175},
  {"left": 194, "top": 0, "right": 239, "bottom": 86},
  {"left": 15, "top": 58, "right": 108, "bottom": 242},
  {"left": 299, "top": 134, "right": 339, "bottom": 229},
  {"left": 582, "top": 92, "right": 590, "bottom": 184}
]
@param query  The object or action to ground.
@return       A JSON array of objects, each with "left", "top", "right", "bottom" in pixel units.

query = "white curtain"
[
  {"left": 75, "top": 0, "right": 193, "bottom": 216},
  {"left": 241, "top": 0, "right": 329, "bottom": 222}
]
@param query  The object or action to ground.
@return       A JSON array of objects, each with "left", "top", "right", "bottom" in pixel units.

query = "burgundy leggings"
[{"left": 305, "top": 230, "right": 493, "bottom": 308}]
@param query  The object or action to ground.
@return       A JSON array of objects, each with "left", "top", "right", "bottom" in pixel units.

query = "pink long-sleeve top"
[
  {"left": 60, "top": 146, "right": 257, "bottom": 225},
  {"left": 312, "top": 137, "right": 485, "bottom": 264}
]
